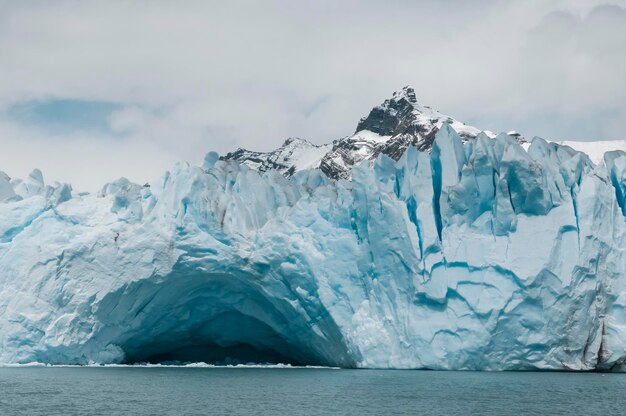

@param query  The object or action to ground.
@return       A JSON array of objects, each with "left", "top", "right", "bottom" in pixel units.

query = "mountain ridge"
[
  {"left": 223, "top": 86, "right": 511, "bottom": 180},
  {"left": 222, "top": 86, "right": 626, "bottom": 179}
]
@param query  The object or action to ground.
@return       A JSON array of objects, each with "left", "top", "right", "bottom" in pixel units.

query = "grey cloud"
[{"left": 0, "top": 0, "right": 624, "bottom": 190}]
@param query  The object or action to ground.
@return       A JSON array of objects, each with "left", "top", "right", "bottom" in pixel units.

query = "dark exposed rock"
[{"left": 356, "top": 86, "right": 421, "bottom": 137}]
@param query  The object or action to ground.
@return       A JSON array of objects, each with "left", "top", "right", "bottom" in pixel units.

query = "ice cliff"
[{"left": 1, "top": 90, "right": 625, "bottom": 370}]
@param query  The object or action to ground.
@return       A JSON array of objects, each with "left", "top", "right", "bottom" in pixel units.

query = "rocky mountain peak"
[
  {"left": 355, "top": 86, "right": 423, "bottom": 137},
  {"left": 223, "top": 87, "right": 491, "bottom": 180}
]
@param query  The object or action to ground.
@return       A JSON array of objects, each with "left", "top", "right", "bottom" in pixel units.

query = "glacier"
[{"left": 1, "top": 105, "right": 626, "bottom": 370}]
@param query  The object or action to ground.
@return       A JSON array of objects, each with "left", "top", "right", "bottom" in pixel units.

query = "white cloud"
[
  {"left": 0, "top": 0, "right": 624, "bottom": 190},
  {"left": 0, "top": 119, "right": 179, "bottom": 191}
]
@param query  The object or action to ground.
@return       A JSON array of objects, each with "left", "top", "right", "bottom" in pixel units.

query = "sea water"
[{"left": 0, "top": 366, "right": 624, "bottom": 415}]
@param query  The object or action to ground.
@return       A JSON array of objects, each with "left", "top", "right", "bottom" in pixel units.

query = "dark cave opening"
[
  {"left": 118, "top": 307, "right": 320, "bottom": 366},
  {"left": 131, "top": 342, "right": 304, "bottom": 366},
  {"left": 93, "top": 272, "right": 354, "bottom": 368}
]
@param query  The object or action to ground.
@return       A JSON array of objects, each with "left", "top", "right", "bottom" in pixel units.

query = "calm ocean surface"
[{"left": 0, "top": 366, "right": 625, "bottom": 415}]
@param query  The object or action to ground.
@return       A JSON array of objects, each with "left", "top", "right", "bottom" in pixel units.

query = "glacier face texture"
[{"left": 1, "top": 126, "right": 626, "bottom": 369}]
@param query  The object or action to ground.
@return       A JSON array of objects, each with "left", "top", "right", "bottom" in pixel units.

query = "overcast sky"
[{"left": 0, "top": 0, "right": 625, "bottom": 191}]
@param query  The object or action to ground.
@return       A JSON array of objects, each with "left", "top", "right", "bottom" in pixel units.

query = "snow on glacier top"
[{"left": 553, "top": 140, "right": 626, "bottom": 165}]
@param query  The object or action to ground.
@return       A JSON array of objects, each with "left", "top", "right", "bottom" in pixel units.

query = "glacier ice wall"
[{"left": 0, "top": 127, "right": 625, "bottom": 369}]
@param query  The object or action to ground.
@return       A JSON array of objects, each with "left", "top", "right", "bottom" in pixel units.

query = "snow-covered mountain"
[
  {"left": 224, "top": 86, "right": 520, "bottom": 179},
  {"left": 0, "top": 88, "right": 625, "bottom": 370},
  {"left": 224, "top": 86, "right": 626, "bottom": 178},
  {"left": 220, "top": 137, "right": 332, "bottom": 177}
]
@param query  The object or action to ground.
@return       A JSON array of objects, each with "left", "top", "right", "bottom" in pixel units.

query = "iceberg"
[{"left": 0, "top": 90, "right": 625, "bottom": 370}]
